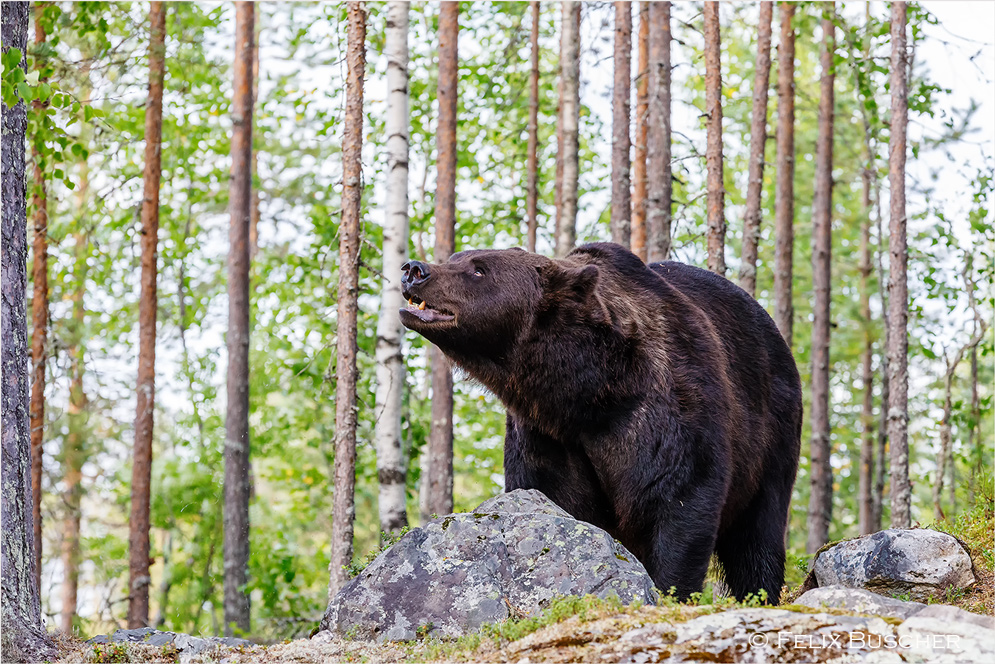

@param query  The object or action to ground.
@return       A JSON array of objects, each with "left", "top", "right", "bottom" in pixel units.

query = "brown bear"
[{"left": 399, "top": 242, "right": 801, "bottom": 603}]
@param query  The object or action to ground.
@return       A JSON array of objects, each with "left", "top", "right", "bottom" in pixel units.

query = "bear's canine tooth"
[
  {"left": 418, "top": 301, "right": 427, "bottom": 310},
  {"left": 408, "top": 298, "right": 413, "bottom": 307}
]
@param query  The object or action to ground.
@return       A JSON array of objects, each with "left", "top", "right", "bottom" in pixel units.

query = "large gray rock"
[
  {"left": 812, "top": 529, "right": 975, "bottom": 601},
  {"left": 319, "top": 489, "right": 656, "bottom": 641},
  {"left": 795, "top": 586, "right": 926, "bottom": 619}
]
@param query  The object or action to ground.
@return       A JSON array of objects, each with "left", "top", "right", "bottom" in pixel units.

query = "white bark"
[
  {"left": 555, "top": 1, "right": 580, "bottom": 258},
  {"left": 374, "top": 0, "right": 410, "bottom": 537}
]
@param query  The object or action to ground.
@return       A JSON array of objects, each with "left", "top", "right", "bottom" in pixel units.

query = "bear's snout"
[{"left": 401, "top": 260, "right": 432, "bottom": 288}]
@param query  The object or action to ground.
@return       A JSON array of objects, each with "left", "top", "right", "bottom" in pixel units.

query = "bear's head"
[{"left": 399, "top": 247, "right": 614, "bottom": 378}]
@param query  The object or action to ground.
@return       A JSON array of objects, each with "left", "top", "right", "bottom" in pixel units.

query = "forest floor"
[{"left": 59, "top": 503, "right": 993, "bottom": 664}]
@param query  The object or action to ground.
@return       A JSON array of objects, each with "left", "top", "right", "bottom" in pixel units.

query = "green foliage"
[{"left": 25, "top": 0, "right": 993, "bottom": 642}]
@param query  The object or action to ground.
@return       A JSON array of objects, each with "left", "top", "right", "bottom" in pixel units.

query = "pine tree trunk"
[
  {"left": 806, "top": 7, "right": 835, "bottom": 556},
  {"left": 128, "top": 1, "right": 166, "bottom": 629},
  {"left": 526, "top": 0, "right": 540, "bottom": 253},
  {"left": 28, "top": 3, "right": 49, "bottom": 590},
  {"left": 427, "top": 1, "right": 458, "bottom": 519},
  {"left": 646, "top": 1, "right": 671, "bottom": 263},
  {"left": 249, "top": 21, "right": 260, "bottom": 261},
  {"left": 772, "top": 2, "right": 795, "bottom": 347},
  {"left": 60, "top": 145, "right": 90, "bottom": 634},
  {"left": 887, "top": 1, "right": 911, "bottom": 529},
  {"left": 554, "top": 0, "right": 580, "bottom": 258},
  {"left": 631, "top": 1, "right": 649, "bottom": 262},
  {"left": 374, "top": 0, "right": 409, "bottom": 540},
  {"left": 873, "top": 171, "right": 889, "bottom": 532},
  {"left": 611, "top": 2, "right": 631, "bottom": 246},
  {"left": 858, "top": 150, "right": 875, "bottom": 536},
  {"left": 738, "top": 1, "right": 772, "bottom": 297},
  {"left": 703, "top": 2, "right": 725, "bottom": 275},
  {"left": 223, "top": 1, "right": 254, "bottom": 633},
  {"left": 1, "top": 4, "right": 56, "bottom": 658},
  {"left": 329, "top": 1, "right": 366, "bottom": 597}
]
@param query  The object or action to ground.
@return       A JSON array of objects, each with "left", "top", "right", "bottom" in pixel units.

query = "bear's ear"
[{"left": 540, "top": 263, "right": 611, "bottom": 325}]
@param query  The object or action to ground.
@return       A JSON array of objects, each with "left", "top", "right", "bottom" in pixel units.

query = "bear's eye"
[{"left": 472, "top": 267, "right": 485, "bottom": 278}]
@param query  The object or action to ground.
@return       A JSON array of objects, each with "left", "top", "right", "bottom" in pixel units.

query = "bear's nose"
[{"left": 401, "top": 260, "right": 431, "bottom": 286}]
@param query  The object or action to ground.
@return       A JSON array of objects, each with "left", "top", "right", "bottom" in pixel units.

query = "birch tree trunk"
[
  {"left": 703, "top": 2, "right": 725, "bottom": 275},
  {"left": 739, "top": 1, "right": 772, "bottom": 297},
  {"left": 888, "top": 1, "right": 911, "bottom": 529},
  {"left": 374, "top": 0, "right": 410, "bottom": 539},
  {"left": 611, "top": 1, "right": 631, "bottom": 246},
  {"left": 329, "top": 1, "right": 366, "bottom": 597},
  {"left": 29, "top": 3, "right": 49, "bottom": 588},
  {"left": 1, "top": 3, "right": 56, "bottom": 657},
  {"left": 128, "top": 0, "right": 166, "bottom": 628},
  {"left": 646, "top": 1, "right": 671, "bottom": 263},
  {"left": 554, "top": 0, "right": 580, "bottom": 258},
  {"left": 631, "top": 1, "right": 649, "bottom": 262},
  {"left": 772, "top": 2, "right": 795, "bottom": 347},
  {"left": 224, "top": 1, "right": 254, "bottom": 633},
  {"left": 806, "top": 6, "right": 835, "bottom": 556},
  {"left": 426, "top": 1, "right": 458, "bottom": 519},
  {"left": 526, "top": 0, "right": 540, "bottom": 253}
]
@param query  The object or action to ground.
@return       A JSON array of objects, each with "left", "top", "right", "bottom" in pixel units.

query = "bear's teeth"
[
  {"left": 418, "top": 301, "right": 427, "bottom": 310},
  {"left": 407, "top": 299, "right": 413, "bottom": 307}
]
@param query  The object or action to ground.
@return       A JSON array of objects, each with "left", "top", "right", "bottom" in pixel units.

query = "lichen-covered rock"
[
  {"left": 795, "top": 586, "right": 926, "bottom": 619},
  {"left": 318, "top": 489, "right": 656, "bottom": 641},
  {"left": 88, "top": 627, "right": 251, "bottom": 661},
  {"left": 612, "top": 607, "right": 995, "bottom": 664},
  {"left": 812, "top": 529, "right": 975, "bottom": 601}
]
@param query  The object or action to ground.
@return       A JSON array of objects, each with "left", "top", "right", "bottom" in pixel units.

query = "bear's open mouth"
[{"left": 401, "top": 295, "right": 456, "bottom": 324}]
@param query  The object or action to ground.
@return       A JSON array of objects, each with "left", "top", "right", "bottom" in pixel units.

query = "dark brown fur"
[{"left": 400, "top": 242, "right": 801, "bottom": 602}]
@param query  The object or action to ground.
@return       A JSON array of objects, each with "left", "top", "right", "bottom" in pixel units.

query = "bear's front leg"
[{"left": 504, "top": 414, "right": 615, "bottom": 532}]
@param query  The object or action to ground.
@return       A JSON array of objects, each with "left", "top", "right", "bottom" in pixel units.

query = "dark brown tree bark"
[
  {"left": 631, "top": 1, "right": 649, "bottom": 262},
  {"left": 224, "top": 1, "right": 254, "bottom": 633},
  {"left": 858, "top": 152, "right": 875, "bottom": 536},
  {"left": 738, "top": 1, "right": 772, "bottom": 297},
  {"left": 28, "top": 3, "right": 49, "bottom": 591},
  {"left": 426, "top": 1, "right": 458, "bottom": 520},
  {"left": 806, "top": 6, "right": 835, "bottom": 556},
  {"left": 703, "top": 2, "right": 725, "bottom": 275},
  {"left": 772, "top": 2, "right": 795, "bottom": 347},
  {"left": 1, "top": 3, "right": 56, "bottom": 658},
  {"left": 526, "top": 0, "right": 539, "bottom": 253},
  {"left": 887, "top": 1, "right": 911, "bottom": 529},
  {"left": 128, "top": 0, "right": 166, "bottom": 629},
  {"left": 646, "top": 1, "right": 671, "bottom": 262},
  {"left": 611, "top": 2, "right": 632, "bottom": 246},
  {"left": 554, "top": 0, "right": 580, "bottom": 258},
  {"left": 329, "top": 1, "right": 365, "bottom": 596}
]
